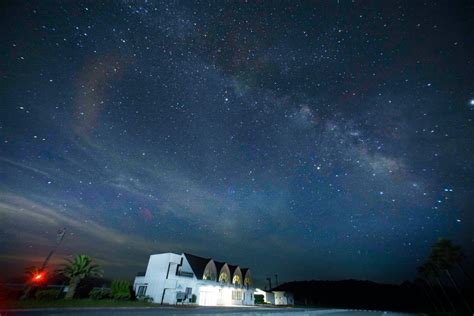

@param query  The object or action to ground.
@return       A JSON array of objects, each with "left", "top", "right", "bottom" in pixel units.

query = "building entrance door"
[{"left": 199, "top": 289, "right": 217, "bottom": 306}]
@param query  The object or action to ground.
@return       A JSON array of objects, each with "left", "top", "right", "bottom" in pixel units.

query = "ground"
[{"left": 0, "top": 306, "right": 422, "bottom": 316}]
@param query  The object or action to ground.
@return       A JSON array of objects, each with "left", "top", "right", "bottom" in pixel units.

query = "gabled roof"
[
  {"left": 228, "top": 264, "right": 239, "bottom": 275},
  {"left": 182, "top": 253, "right": 249, "bottom": 281},
  {"left": 214, "top": 260, "right": 225, "bottom": 273},
  {"left": 183, "top": 253, "right": 211, "bottom": 279}
]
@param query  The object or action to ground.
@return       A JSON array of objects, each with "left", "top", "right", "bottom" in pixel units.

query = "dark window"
[
  {"left": 185, "top": 287, "right": 192, "bottom": 296},
  {"left": 177, "top": 270, "right": 194, "bottom": 277},
  {"left": 137, "top": 285, "right": 147, "bottom": 296}
]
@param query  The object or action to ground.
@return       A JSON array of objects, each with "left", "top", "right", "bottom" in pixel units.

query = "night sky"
[{"left": 1, "top": 1, "right": 473, "bottom": 286}]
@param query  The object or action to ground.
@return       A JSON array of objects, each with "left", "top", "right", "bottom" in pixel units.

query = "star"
[{"left": 0, "top": 0, "right": 472, "bottom": 287}]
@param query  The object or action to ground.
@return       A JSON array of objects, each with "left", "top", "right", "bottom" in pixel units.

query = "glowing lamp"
[{"left": 32, "top": 272, "right": 45, "bottom": 282}]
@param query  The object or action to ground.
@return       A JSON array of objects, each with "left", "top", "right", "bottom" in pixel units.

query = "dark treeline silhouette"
[
  {"left": 416, "top": 238, "right": 473, "bottom": 314},
  {"left": 273, "top": 279, "right": 422, "bottom": 312},
  {"left": 272, "top": 279, "right": 473, "bottom": 314},
  {"left": 273, "top": 239, "right": 473, "bottom": 314}
]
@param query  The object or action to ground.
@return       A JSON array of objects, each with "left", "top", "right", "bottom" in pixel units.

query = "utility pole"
[
  {"left": 40, "top": 228, "right": 66, "bottom": 270},
  {"left": 275, "top": 274, "right": 278, "bottom": 287},
  {"left": 266, "top": 277, "right": 272, "bottom": 290},
  {"left": 21, "top": 228, "right": 66, "bottom": 300}
]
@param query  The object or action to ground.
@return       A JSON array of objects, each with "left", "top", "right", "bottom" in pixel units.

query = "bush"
[
  {"left": 35, "top": 289, "right": 60, "bottom": 300},
  {"left": 89, "top": 287, "right": 112, "bottom": 300},
  {"left": 191, "top": 294, "right": 196, "bottom": 303},
  {"left": 111, "top": 280, "right": 131, "bottom": 301},
  {"left": 254, "top": 294, "right": 264, "bottom": 304},
  {"left": 137, "top": 294, "right": 154, "bottom": 303}
]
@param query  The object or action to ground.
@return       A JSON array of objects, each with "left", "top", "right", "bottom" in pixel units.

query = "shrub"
[
  {"left": 191, "top": 294, "right": 197, "bottom": 303},
  {"left": 137, "top": 294, "right": 154, "bottom": 303},
  {"left": 254, "top": 294, "right": 264, "bottom": 304},
  {"left": 89, "top": 287, "right": 112, "bottom": 300},
  {"left": 111, "top": 280, "right": 131, "bottom": 301},
  {"left": 35, "top": 288, "right": 60, "bottom": 300}
]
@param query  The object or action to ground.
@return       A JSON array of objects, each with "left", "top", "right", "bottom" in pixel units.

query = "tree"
[
  {"left": 417, "top": 263, "right": 443, "bottom": 312},
  {"left": 57, "top": 255, "right": 102, "bottom": 300},
  {"left": 422, "top": 260, "right": 456, "bottom": 312},
  {"left": 432, "top": 238, "right": 473, "bottom": 281},
  {"left": 430, "top": 238, "right": 472, "bottom": 313}
]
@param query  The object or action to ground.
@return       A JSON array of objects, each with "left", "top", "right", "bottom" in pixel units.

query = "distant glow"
[{"left": 32, "top": 272, "right": 45, "bottom": 282}]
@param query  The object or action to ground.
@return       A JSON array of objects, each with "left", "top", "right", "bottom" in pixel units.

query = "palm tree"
[
  {"left": 57, "top": 255, "right": 102, "bottom": 299},
  {"left": 416, "top": 265, "right": 443, "bottom": 312},
  {"left": 453, "top": 251, "right": 474, "bottom": 283},
  {"left": 430, "top": 239, "right": 472, "bottom": 313},
  {"left": 433, "top": 238, "right": 473, "bottom": 283},
  {"left": 425, "top": 260, "right": 456, "bottom": 312},
  {"left": 414, "top": 277, "right": 439, "bottom": 312},
  {"left": 417, "top": 263, "right": 444, "bottom": 312}
]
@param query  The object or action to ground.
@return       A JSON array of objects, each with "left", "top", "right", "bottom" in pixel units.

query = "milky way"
[{"left": 1, "top": 1, "right": 473, "bottom": 285}]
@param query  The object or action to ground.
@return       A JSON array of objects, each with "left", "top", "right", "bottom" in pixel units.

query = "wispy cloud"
[
  {"left": 0, "top": 193, "right": 194, "bottom": 263},
  {"left": 0, "top": 157, "right": 52, "bottom": 179}
]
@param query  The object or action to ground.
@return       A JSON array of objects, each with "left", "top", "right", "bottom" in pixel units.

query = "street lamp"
[
  {"left": 20, "top": 228, "right": 66, "bottom": 300},
  {"left": 32, "top": 272, "right": 46, "bottom": 283}
]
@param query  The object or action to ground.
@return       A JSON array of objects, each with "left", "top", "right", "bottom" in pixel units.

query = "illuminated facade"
[
  {"left": 254, "top": 288, "right": 295, "bottom": 306},
  {"left": 133, "top": 252, "right": 255, "bottom": 306}
]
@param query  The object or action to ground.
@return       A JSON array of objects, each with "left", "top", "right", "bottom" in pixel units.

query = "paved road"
[{"left": 0, "top": 306, "right": 422, "bottom": 316}]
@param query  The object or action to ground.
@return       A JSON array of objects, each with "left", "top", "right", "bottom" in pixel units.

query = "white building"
[
  {"left": 274, "top": 290, "right": 294, "bottom": 305},
  {"left": 133, "top": 252, "right": 255, "bottom": 306},
  {"left": 254, "top": 288, "right": 275, "bottom": 304},
  {"left": 254, "top": 288, "right": 294, "bottom": 306}
]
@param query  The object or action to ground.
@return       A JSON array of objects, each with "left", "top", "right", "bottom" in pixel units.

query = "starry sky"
[{"left": 1, "top": 1, "right": 473, "bottom": 286}]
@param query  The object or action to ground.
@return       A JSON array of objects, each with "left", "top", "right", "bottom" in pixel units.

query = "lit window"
[
  {"left": 232, "top": 290, "right": 242, "bottom": 300},
  {"left": 219, "top": 272, "right": 228, "bottom": 283},
  {"left": 203, "top": 269, "right": 215, "bottom": 280},
  {"left": 244, "top": 276, "right": 252, "bottom": 286},
  {"left": 232, "top": 275, "right": 241, "bottom": 285}
]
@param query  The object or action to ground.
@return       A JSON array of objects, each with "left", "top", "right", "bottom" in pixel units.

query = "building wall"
[
  {"left": 274, "top": 291, "right": 286, "bottom": 305},
  {"left": 243, "top": 288, "right": 254, "bottom": 305},
  {"left": 133, "top": 276, "right": 146, "bottom": 295},
  {"left": 195, "top": 283, "right": 253, "bottom": 306},
  {"left": 254, "top": 288, "right": 274, "bottom": 304},
  {"left": 273, "top": 291, "right": 294, "bottom": 305},
  {"left": 135, "top": 253, "right": 196, "bottom": 304},
  {"left": 134, "top": 252, "right": 255, "bottom": 306}
]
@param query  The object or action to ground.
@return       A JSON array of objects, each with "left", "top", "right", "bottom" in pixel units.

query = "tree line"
[{"left": 416, "top": 238, "right": 472, "bottom": 314}]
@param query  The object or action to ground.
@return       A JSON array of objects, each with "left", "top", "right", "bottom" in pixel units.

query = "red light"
[{"left": 32, "top": 272, "right": 45, "bottom": 282}]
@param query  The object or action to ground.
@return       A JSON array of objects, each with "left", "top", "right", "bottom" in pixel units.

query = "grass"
[{"left": 0, "top": 299, "right": 157, "bottom": 310}]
